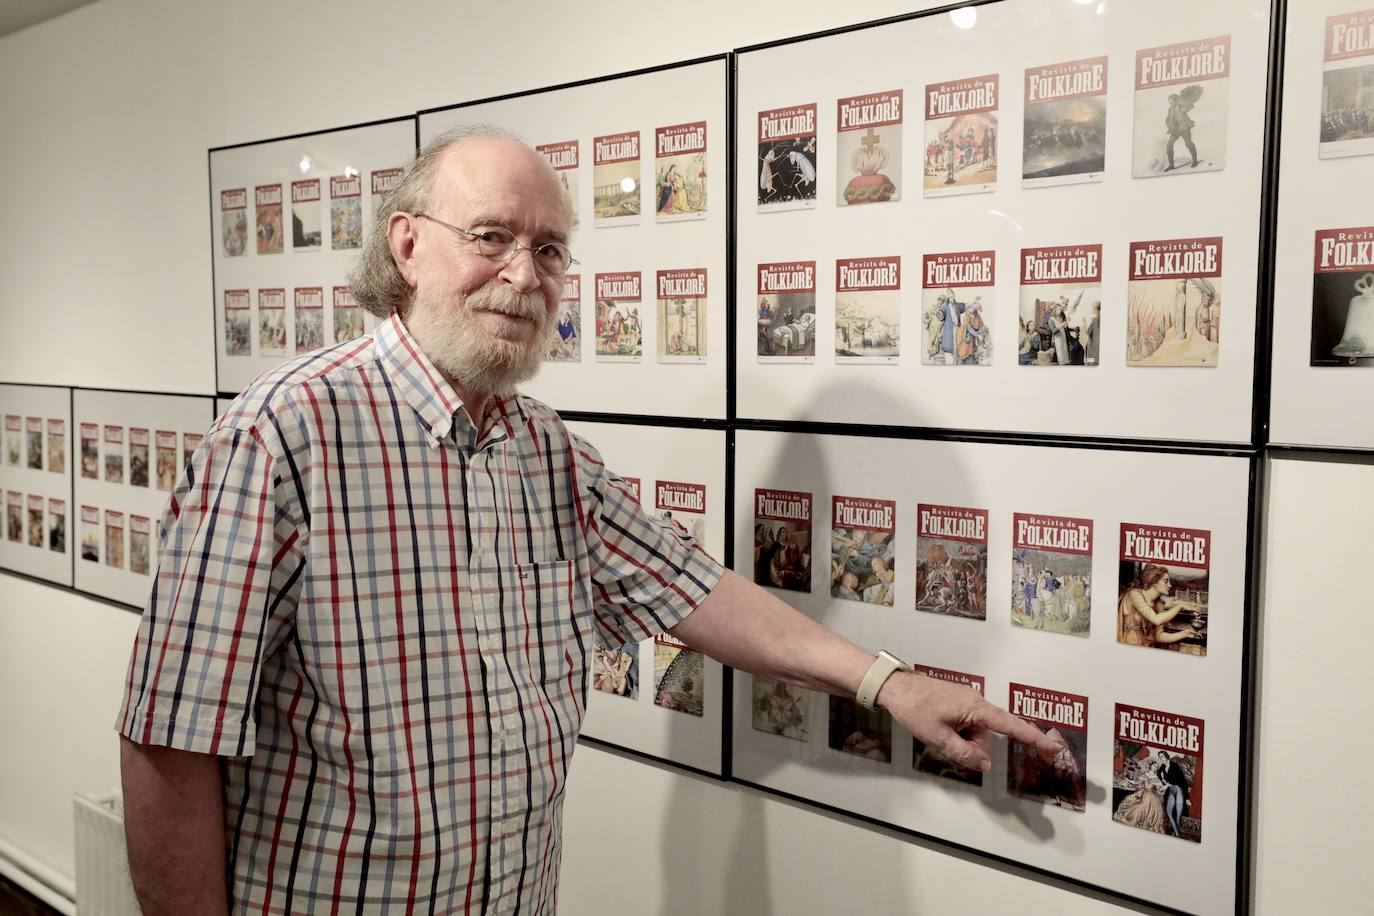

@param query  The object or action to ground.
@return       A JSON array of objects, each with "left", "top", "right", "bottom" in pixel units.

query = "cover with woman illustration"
[
  {"left": 1112, "top": 703, "right": 1203, "bottom": 843},
  {"left": 1118, "top": 522, "right": 1210, "bottom": 656},
  {"left": 754, "top": 487, "right": 811, "bottom": 593}
]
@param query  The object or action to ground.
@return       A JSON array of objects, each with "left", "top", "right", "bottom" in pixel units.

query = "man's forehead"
[{"left": 433, "top": 140, "right": 572, "bottom": 236}]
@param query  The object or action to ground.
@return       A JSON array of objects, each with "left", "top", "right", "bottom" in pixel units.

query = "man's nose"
[{"left": 499, "top": 247, "right": 542, "bottom": 293}]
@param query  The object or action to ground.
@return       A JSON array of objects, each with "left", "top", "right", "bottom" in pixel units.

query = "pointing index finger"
[{"left": 978, "top": 703, "right": 1065, "bottom": 759}]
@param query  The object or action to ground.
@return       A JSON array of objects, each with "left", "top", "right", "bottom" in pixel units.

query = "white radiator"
[{"left": 72, "top": 792, "right": 140, "bottom": 916}]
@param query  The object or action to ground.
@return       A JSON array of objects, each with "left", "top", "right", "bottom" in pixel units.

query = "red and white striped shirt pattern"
[{"left": 117, "top": 313, "right": 721, "bottom": 914}]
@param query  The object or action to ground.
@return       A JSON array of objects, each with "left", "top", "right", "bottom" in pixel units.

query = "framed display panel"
[
  {"left": 564, "top": 419, "right": 727, "bottom": 776},
  {"left": 0, "top": 384, "right": 73, "bottom": 586},
  {"left": 735, "top": 0, "right": 1272, "bottom": 444},
  {"left": 732, "top": 428, "right": 1249, "bottom": 915},
  {"left": 1269, "top": 0, "right": 1374, "bottom": 448},
  {"left": 72, "top": 389, "right": 216, "bottom": 609},
  {"left": 210, "top": 117, "right": 417, "bottom": 396},
  {"left": 419, "top": 57, "right": 729, "bottom": 421}
]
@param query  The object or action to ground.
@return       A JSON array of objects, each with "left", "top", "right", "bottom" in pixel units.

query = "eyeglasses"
[{"left": 413, "top": 212, "right": 577, "bottom": 277}]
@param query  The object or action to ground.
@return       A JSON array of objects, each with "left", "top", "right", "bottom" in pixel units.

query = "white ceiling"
[{"left": 0, "top": 0, "right": 101, "bottom": 40}]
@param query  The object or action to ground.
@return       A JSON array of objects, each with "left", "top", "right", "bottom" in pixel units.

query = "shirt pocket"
[{"left": 509, "top": 559, "right": 581, "bottom": 691}]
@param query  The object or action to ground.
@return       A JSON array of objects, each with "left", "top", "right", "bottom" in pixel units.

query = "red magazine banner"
[
  {"left": 370, "top": 167, "right": 404, "bottom": 195},
  {"left": 593, "top": 132, "right": 640, "bottom": 165},
  {"left": 291, "top": 179, "right": 320, "bottom": 203},
  {"left": 156, "top": 430, "right": 177, "bottom": 450},
  {"left": 831, "top": 495, "right": 895, "bottom": 533},
  {"left": 535, "top": 141, "right": 579, "bottom": 170},
  {"left": 758, "top": 104, "right": 817, "bottom": 143},
  {"left": 621, "top": 476, "right": 641, "bottom": 502},
  {"left": 103, "top": 425, "right": 123, "bottom": 446},
  {"left": 1026, "top": 57, "right": 1108, "bottom": 103},
  {"left": 1315, "top": 226, "right": 1374, "bottom": 272},
  {"left": 1325, "top": 10, "right": 1374, "bottom": 63},
  {"left": 756, "top": 488, "right": 811, "bottom": 524},
  {"left": 595, "top": 272, "right": 641, "bottom": 301},
  {"left": 925, "top": 74, "right": 999, "bottom": 119},
  {"left": 923, "top": 251, "right": 995, "bottom": 289},
  {"left": 5, "top": 416, "right": 19, "bottom": 433},
  {"left": 837, "top": 90, "right": 903, "bottom": 131},
  {"left": 656, "top": 122, "right": 707, "bottom": 156},
  {"left": 561, "top": 274, "right": 580, "bottom": 303},
  {"left": 1021, "top": 245, "right": 1103, "bottom": 285},
  {"left": 917, "top": 503, "right": 988, "bottom": 544},
  {"left": 330, "top": 174, "right": 361, "bottom": 199},
  {"left": 295, "top": 287, "right": 323, "bottom": 309},
  {"left": 129, "top": 428, "right": 149, "bottom": 447},
  {"left": 81, "top": 505, "right": 98, "bottom": 525},
  {"left": 915, "top": 664, "right": 984, "bottom": 695},
  {"left": 1120, "top": 523, "right": 1211, "bottom": 569},
  {"left": 836, "top": 257, "right": 901, "bottom": 292},
  {"left": 220, "top": 188, "right": 247, "bottom": 211},
  {"left": 333, "top": 286, "right": 356, "bottom": 308},
  {"left": 655, "top": 481, "right": 706, "bottom": 514},
  {"left": 26, "top": 417, "right": 41, "bottom": 435},
  {"left": 224, "top": 289, "right": 250, "bottom": 310},
  {"left": 657, "top": 268, "right": 707, "bottom": 299},
  {"left": 757, "top": 261, "right": 817, "bottom": 295},
  {"left": 1010, "top": 682, "right": 1088, "bottom": 730},
  {"left": 255, "top": 183, "right": 282, "bottom": 207},
  {"left": 1013, "top": 512, "right": 1093, "bottom": 556},
  {"left": 47, "top": 419, "right": 64, "bottom": 436},
  {"left": 1135, "top": 35, "right": 1231, "bottom": 89},
  {"left": 1129, "top": 237, "right": 1223, "bottom": 280}
]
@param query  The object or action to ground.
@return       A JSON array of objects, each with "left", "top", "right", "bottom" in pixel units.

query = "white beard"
[{"left": 406, "top": 281, "right": 551, "bottom": 395}]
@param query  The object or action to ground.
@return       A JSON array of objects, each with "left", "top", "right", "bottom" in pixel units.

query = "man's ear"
[{"left": 388, "top": 211, "right": 420, "bottom": 290}]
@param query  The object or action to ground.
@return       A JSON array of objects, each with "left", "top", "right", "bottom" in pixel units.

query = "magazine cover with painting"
[
  {"left": 545, "top": 274, "right": 581, "bottom": 362},
  {"left": 922, "top": 250, "right": 993, "bottom": 366},
  {"left": 1118, "top": 523, "right": 1210, "bottom": 656},
  {"left": 47, "top": 499, "right": 65, "bottom": 553},
  {"left": 7, "top": 491, "right": 23, "bottom": 542},
  {"left": 654, "top": 121, "right": 707, "bottom": 222},
  {"left": 1011, "top": 512, "right": 1093, "bottom": 637},
  {"left": 754, "top": 487, "right": 811, "bottom": 593},
  {"left": 333, "top": 286, "right": 363, "bottom": 343},
  {"left": 224, "top": 289, "right": 251, "bottom": 357},
  {"left": 757, "top": 103, "right": 818, "bottom": 211},
  {"left": 128, "top": 428, "right": 149, "bottom": 488},
  {"left": 80, "top": 505, "right": 98, "bottom": 561},
  {"left": 924, "top": 74, "right": 998, "bottom": 197},
  {"left": 829, "top": 495, "right": 895, "bottom": 606},
  {"left": 836, "top": 90, "right": 902, "bottom": 205},
  {"left": 592, "top": 131, "right": 641, "bottom": 227},
  {"left": 1320, "top": 9, "right": 1374, "bottom": 159},
  {"left": 295, "top": 287, "right": 324, "bottom": 354},
  {"left": 592, "top": 642, "right": 638, "bottom": 700},
  {"left": 913, "top": 665, "right": 985, "bottom": 785},
  {"left": 1127, "top": 237, "right": 1222, "bottom": 367},
  {"left": 1132, "top": 35, "right": 1231, "bottom": 177},
  {"left": 220, "top": 188, "right": 247, "bottom": 257},
  {"left": 258, "top": 288, "right": 288, "bottom": 356},
  {"left": 155, "top": 430, "right": 177, "bottom": 491},
  {"left": 828, "top": 695, "right": 892, "bottom": 762},
  {"left": 130, "top": 514, "right": 151, "bottom": 575},
  {"left": 653, "top": 634, "right": 704, "bottom": 716},
  {"left": 1018, "top": 245, "right": 1102, "bottom": 366},
  {"left": 330, "top": 174, "right": 363, "bottom": 250},
  {"left": 103, "top": 425, "right": 124, "bottom": 484},
  {"left": 183, "top": 433, "right": 202, "bottom": 470},
  {"left": 4, "top": 415, "right": 18, "bottom": 466},
  {"left": 26, "top": 495, "right": 43, "bottom": 548},
  {"left": 46, "top": 419, "right": 65, "bottom": 475},
  {"left": 535, "top": 142, "right": 579, "bottom": 220},
  {"left": 104, "top": 510, "right": 124, "bottom": 569},
  {"left": 915, "top": 503, "right": 987, "bottom": 620},
  {"left": 757, "top": 260, "right": 817, "bottom": 362},
  {"left": 654, "top": 480, "right": 708, "bottom": 554},
  {"left": 370, "top": 167, "right": 403, "bottom": 224},
  {"left": 834, "top": 257, "right": 900, "bottom": 364},
  {"left": 1113, "top": 703, "right": 1204, "bottom": 843},
  {"left": 1023, "top": 57, "right": 1107, "bottom": 188},
  {"left": 656, "top": 268, "right": 707, "bottom": 363},
  {"left": 1312, "top": 226, "right": 1374, "bottom": 366},
  {"left": 79, "top": 423, "right": 98, "bottom": 479},
  {"left": 595, "top": 271, "right": 643, "bottom": 361},
  {"left": 1007, "top": 683, "right": 1087, "bottom": 812},
  {"left": 255, "top": 183, "right": 283, "bottom": 255},
  {"left": 752, "top": 675, "right": 809, "bottom": 741},
  {"left": 290, "top": 178, "right": 322, "bottom": 252},
  {"left": 25, "top": 417, "right": 42, "bottom": 470}
]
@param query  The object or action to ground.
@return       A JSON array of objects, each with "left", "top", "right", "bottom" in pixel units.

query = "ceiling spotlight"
[
  {"left": 298, "top": 156, "right": 311, "bottom": 174},
  {"left": 949, "top": 6, "right": 977, "bottom": 29}
]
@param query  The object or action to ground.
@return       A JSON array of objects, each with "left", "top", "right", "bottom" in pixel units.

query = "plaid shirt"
[{"left": 116, "top": 313, "right": 721, "bottom": 914}]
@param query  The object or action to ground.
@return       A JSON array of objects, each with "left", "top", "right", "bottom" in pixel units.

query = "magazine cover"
[
  {"left": 1113, "top": 703, "right": 1204, "bottom": 842},
  {"left": 546, "top": 274, "right": 581, "bottom": 362},
  {"left": 333, "top": 286, "right": 363, "bottom": 343},
  {"left": 829, "top": 495, "right": 896, "bottom": 606},
  {"left": 224, "top": 289, "right": 251, "bottom": 356},
  {"left": 1118, "top": 523, "right": 1210, "bottom": 656},
  {"left": 46, "top": 418, "right": 64, "bottom": 475},
  {"left": 657, "top": 268, "right": 707, "bottom": 363},
  {"left": 330, "top": 174, "right": 363, "bottom": 250},
  {"left": 1019, "top": 245, "right": 1103, "bottom": 366},
  {"left": 654, "top": 479, "right": 709, "bottom": 553},
  {"left": 592, "top": 643, "right": 638, "bottom": 699},
  {"left": 595, "top": 271, "right": 643, "bottom": 361},
  {"left": 79, "top": 423, "right": 98, "bottom": 479},
  {"left": 26, "top": 495, "right": 43, "bottom": 548},
  {"left": 593, "top": 131, "right": 641, "bottom": 227},
  {"left": 1320, "top": 10, "right": 1374, "bottom": 159},
  {"left": 620, "top": 476, "right": 641, "bottom": 504},
  {"left": 48, "top": 498, "right": 65, "bottom": 553},
  {"left": 182, "top": 432, "right": 202, "bottom": 469},
  {"left": 836, "top": 90, "right": 902, "bottom": 205},
  {"left": 295, "top": 287, "right": 324, "bottom": 353},
  {"left": 653, "top": 634, "right": 704, "bottom": 716},
  {"left": 128, "top": 428, "right": 149, "bottom": 487},
  {"left": 535, "top": 142, "right": 579, "bottom": 220},
  {"left": 828, "top": 695, "right": 893, "bottom": 762},
  {"left": 80, "top": 505, "right": 98, "bottom": 561},
  {"left": 757, "top": 260, "right": 817, "bottom": 362},
  {"left": 255, "top": 183, "right": 283, "bottom": 254},
  {"left": 835, "top": 256, "right": 900, "bottom": 364},
  {"left": 1011, "top": 512, "right": 1093, "bottom": 637},
  {"left": 103, "top": 425, "right": 123, "bottom": 484},
  {"left": 655, "top": 121, "right": 707, "bottom": 222},
  {"left": 370, "top": 167, "right": 403, "bottom": 223},
  {"left": 754, "top": 487, "right": 812, "bottom": 593},
  {"left": 753, "top": 675, "right": 809, "bottom": 741},
  {"left": 258, "top": 288, "right": 287, "bottom": 356},
  {"left": 7, "top": 491, "right": 22, "bottom": 542},
  {"left": 1312, "top": 226, "right": 1374, "bottom": 365},
  {"left": 758, "top": 103, "right": 818, "bottom": 211},
  {"left": 220, "top": 188, "right": 248, "bottom": 257},
  {"left": 25, "top": 417, "right": 42, "bottom": 470},
  {"left": 915, "top": 503, "right": 988, "bottom": 619},
  {"left": 290, "top": 178, "right": 322, "bottom": 252},
  {"left": 1127, "top": 237, "right": 1222, "bottom": 367},
  {"left": 104, "top": 510, "right": 124, "bottom": 569},
  {"left": 913, "top": 665, "right": 985, "bottom": 785},
  {"left": 1023, "top": 57, "right": 1108, "bottom": 188},
  {"left": 1133, "top": 35, "right": 1231, "bottom": 177},
  {"left": 4, "top": 415, "right": 18, "bottom": 465},
  {"left": 130, "top": 514, "right": 150, "bottom": 575},
  {"left": 922, "top": 250, "right": 994, "bottom": 366},
  {"left": 924, "top": 74, "right": 998, "bottom": 196},
  {"left": 1008, "top": 683, "right": 1088, "bottom": 811},
  {"left": 155, "top": 431, "right": 177, "bottom": 491}
]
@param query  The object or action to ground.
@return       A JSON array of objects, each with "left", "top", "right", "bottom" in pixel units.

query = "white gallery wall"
[{"left": 0, "top": 1, "right": 1368, "bottom": 914}]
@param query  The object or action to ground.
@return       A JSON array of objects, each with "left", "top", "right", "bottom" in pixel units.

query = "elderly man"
[{"left": 118, "top": 127, "right": 1059, "bottom": 915}]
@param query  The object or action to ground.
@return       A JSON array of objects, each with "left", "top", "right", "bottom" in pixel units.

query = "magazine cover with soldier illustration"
[
  {"left": 1008, "top": 683, "right": 1087, "bottom": 812},
  {"left": 1320, "top": 9, "right": 1374, "bottom": 159},
  {"left": 913, "top": 665, "right": 985, "bottom": 785},
  {"left": 836, "top": 90, "right": 902, "bottom": 205},
  {"left": 1011, "top": 512, "right": 1093, "bottom": 637},
  {"left": 754, "top": 487, "right": 811, "bottom": 593},
  {"left": 924, "top": 74, "right": 998, "bottom": 197},
  {"left": 1127, "top": 237, "right": 1222, "bottom": 367},
  {"left": 915, "top": 503, "right": 987, "bottom": 620},
  {"left": 758, "top": 103, "right": 818, "bottom": 211},
  {"left": 1113, "top": 703, "right": 1204, "bottom": 843},
  {"left": 1118, "top": 523, "right": 1210, "bottom": 656},
  {"left": 1132, "top": 35, "right": 1231, "bottom": 177},
  {"left": 1312, "top": 226, "right": 1374, "bottom": 366}
]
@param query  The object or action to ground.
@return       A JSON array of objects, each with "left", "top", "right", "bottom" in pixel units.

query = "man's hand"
[{"left": 876, "top": 671, "right": 1065, "bottom": 773}]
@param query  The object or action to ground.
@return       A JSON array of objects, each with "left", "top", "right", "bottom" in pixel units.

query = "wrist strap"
[{"left": 856, "top": 650, "right": 906, "bottom": 710}]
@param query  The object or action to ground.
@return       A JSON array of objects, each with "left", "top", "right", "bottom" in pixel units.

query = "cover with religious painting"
[
  {"left": 224, "top": 289, "right": 251, "bottom": 356},
  {"left": 290, "top": 178, "right": 322, "bottom": 252},
  {"left": 535, "top": 142, "right": 579, "bottom": 220},
  {"left": 46, "top": 419, "right": 64, "bottom": 475},
  {"left": 333, "top": 286, "right": 363, "bottom": 344},
  {"left": 828, "top": 695, "right": 893, "bottom": 762},
  {"left": 836, "top": 90, "right": 902, "bottom": 205},
  {"left": 220, "top": 188, "right": 248, "bottom": 257},
  {"left": 255, "top": 183, "right": 283, "bottom": 255},
  {"left": 155, "top": 431, "right": 177, "bottom": 492},
  {"left": 330, "top": 174, "right": 363, "bottom": 250},
  {"left": 595, "top": 271, "right": 643, "bottom": 361},
  {"left": 104, "top": 510, "right": 124, "bottom": 570},
  {"left": 834, "top": 257, "right": 900, "bottom": 364},
  {"left": 295, "top": 287, "right": 324, "bottom": 353},
  {"left": 1007, "top": 683, "right": 1088, "bottom": 812},
  {"left": 923, "top": 75, "right": 998, "bottom": 197},
  {"left": 1011, "top": 512, "right": 1093, "bottom": 638},
  {"left": 1132, "top": 35, "right": 1231, "bottom": 177},
  {"left": 258, "top": 288, "right": 287, "bottom": 356},
  {"left": 757, "top": 260, "right": 817, "bottom": 362},
  {"left": 7, "top": 491, "right": 23, "bottom": 542},
  {"left": 654, "top": 480, "right": 708, "bottom": 554},
  {"left": 130, "top": 515, "right": 151, "bottom": 576},
  {"left": 103, "top": 425, "right": 123, "bottom": 484},
  {"left": 655, "top": 122, "right": 707, "bottom": 222},
  {"left": 657, "top": 268, "right": 707, "bottom": 363},
  {"left": 1113, "top": 703, "right": 1204, "bottom": 842},
  {"left": 1023, "top": 57, "right": 1108, "bottom": 188},
  {"left": 47, "top": 499, "right": 65, "bottom": 553},
  {"left": 754, "top": 487, "right": 811, "bottom": 593},
  {"left": 26, "top": 495, "right": 43, "bottom": 549},
  {"left": 922, "top": 251, "right": 994, "bottom": 366},
  {"left": 593, "top": 131, "right": 641, "bottom": 227},
  {"left": 829, "top": 495, "right": 895, "bottom": 606},
  {"left": 25, "top": 417, "right": 42, "bottom": 470},
  {"left": 757, "top": 103, "right": 818, "bottom": 211},
  {"left": 915, "top": 503, "right": 988, "bottom": 620},
  {"left": 653, "top": 634, "right": 704, "bottom": 717},
  {"left": 128, "top": 428, "right": 149, "bottom": 488},
  {"left": 1118, "top": 523, "right": 1210, "bottom": 656},
  {"left": 1127, "top": 237, "right": 1222, "bottom": 367},
  {"left": 592, "top": 644, "right": 639, "bottom": 700},
  {"left": 79, "top": 423, "right": 98, "bottom": 480},
  {"left": 370, "top": 167, "right": 404, "bottom": 224},
  {"left": 913, "top": 666, "right": 985, "bottom": 785},
  {"left": 1018, "top": 245, "right": 1103, "bottom": 366},
  {"left": 1320, "top": 10, "right": 1374, "bottom": 159},
  {"left": 1312, "top": 226, "right": 1374, "bottom": 366},
  {"left": 79, "top": 505, "right": 98, "bottom": 562},
  {"left": 752, "top": 675, "right": 809, "bottom": 741}
]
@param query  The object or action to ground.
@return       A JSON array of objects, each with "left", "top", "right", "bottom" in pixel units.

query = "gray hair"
[{"left": 351, "top": 124, "right": 525, "bottom": 319}]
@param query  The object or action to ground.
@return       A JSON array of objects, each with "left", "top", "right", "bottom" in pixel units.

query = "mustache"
[{"left": 466, "top": 284, "right": 547, "bottom": 321}]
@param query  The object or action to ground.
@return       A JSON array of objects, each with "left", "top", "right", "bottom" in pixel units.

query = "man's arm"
[
  {"left": 120, "top": 738, "right": 229, "bottom": 916},
  {"left": 669, "top": 569, "right": 1063, "bottom": 772}
]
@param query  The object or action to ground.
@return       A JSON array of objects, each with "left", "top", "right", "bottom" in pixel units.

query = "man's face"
[{"left": 403, "top": 137, "right": 573, "bottom": 394}]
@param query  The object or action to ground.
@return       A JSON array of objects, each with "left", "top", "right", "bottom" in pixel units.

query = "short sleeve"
[
  {"left": 573, "top": 434, "right": 723, "bottom": 651},
  {"left": 115, "top": 423, "right": 304, "bottom": 757}
]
